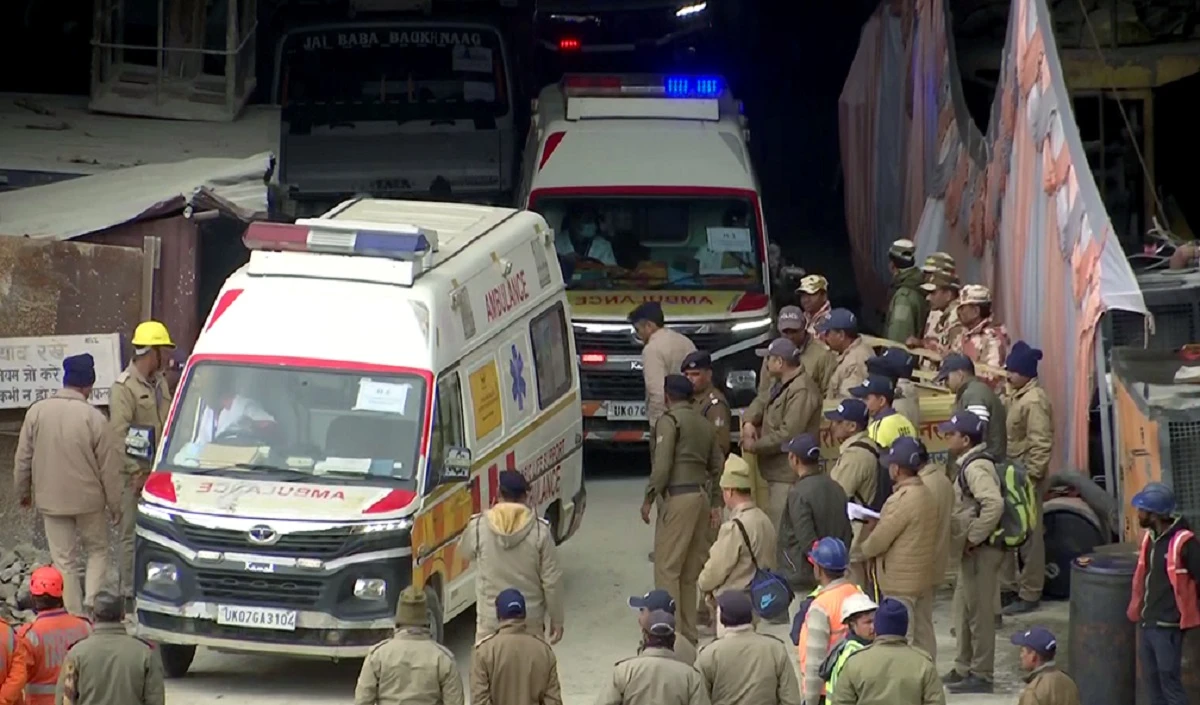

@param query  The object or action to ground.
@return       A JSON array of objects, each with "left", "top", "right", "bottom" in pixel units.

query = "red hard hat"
[{"left": 30, "top": 566, "right": 64, "bottom": 598}]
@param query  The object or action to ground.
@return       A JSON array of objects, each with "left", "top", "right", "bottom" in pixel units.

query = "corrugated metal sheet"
[
  {"left": 838, "top": 0, "right": 1149, "bottom": 474},
  {"left": 0, "top": 152, "right": 273, "bottom": 241}
]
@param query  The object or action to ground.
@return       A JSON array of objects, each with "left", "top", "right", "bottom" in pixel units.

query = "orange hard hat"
[{"left": 29, "top": 566, "right": 64, "bottom": 598}]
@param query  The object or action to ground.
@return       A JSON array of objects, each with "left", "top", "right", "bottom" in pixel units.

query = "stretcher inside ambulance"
[{"left": 522, "top": 74, "right": 772, "bottom": 447}]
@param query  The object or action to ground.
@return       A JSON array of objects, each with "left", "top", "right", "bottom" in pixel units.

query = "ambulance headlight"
[
  {"left": 726, "top": 370, "right": 756, "bottom": 391},
  {"left": 146, "top": 562, "right": 178, "bottom": 584},
  {"left": 354, "top": 578, "right": 387, "bottom": 601}
]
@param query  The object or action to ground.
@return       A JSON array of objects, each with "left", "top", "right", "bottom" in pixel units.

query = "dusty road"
[{"left": 162, "top": 456, "right": 1069, "bottom": 704}]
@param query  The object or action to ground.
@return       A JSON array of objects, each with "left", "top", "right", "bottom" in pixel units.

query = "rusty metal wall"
[{"left": 80, "top": 215, "right": 200, "bottom": 357}]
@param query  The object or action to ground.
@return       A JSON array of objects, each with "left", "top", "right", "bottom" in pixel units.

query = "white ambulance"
[
  {"left": 133, "top": 199, "right": 585, "bottom": 675},
  {"left": 519, "top": 73, "right": 773, "bottom": 447}
]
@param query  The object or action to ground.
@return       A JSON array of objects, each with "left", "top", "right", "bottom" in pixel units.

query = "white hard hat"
[{"left": 840, "top": 593, "right": 878, "bottom": 622}]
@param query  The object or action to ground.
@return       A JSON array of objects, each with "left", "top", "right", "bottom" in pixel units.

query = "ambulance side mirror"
[{"left": 437, "top": 446, "right": 473, "bottom": 483}]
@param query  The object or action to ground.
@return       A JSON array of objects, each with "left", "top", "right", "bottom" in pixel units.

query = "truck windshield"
[
  {"left": 279, "top": 25, "right": 510, "bottom": 128},
  {"left": 161, "top": 361, "right": 427, "bottom": 484},
  {"left": 533, "top": 195, "right": 765, "bottom": 291}
]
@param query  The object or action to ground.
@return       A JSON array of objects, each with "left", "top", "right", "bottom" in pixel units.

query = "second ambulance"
[{"left": 520, "top": 73, "right": 772, "bottom": 447}]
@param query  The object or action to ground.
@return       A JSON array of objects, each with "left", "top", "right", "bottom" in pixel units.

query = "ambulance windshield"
[
  {"left": 533, "top": 195, "right": 765, "bottom": 291},
  {"left": 161, "top": 362, "right": 426, "bottom": 484}
]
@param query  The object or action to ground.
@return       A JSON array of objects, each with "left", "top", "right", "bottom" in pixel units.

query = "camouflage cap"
[
  {"left": 888, "top": 239, "right": 916, "bottom": 266},
  {"left": 921, "top": 252, "right": 956, "bottom": 275},
  {"left": 797, "top": 274, "right": 828, "bottom": 295},
  {"left": 920, "top": 270, "right": 962, "bottom": 292},
  {"left": 959, "top": 284, "right": 992, "bottom": 305}
]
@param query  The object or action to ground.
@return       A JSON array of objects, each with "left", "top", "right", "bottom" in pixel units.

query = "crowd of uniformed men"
[{"left": 0, "top": 243, "right": 1100, "bottom": 704}]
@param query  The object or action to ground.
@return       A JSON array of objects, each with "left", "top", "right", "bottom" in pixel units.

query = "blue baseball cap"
[
  {"left": 867, "top": 348, "right": 916, "bottom": 380},
  {"left": 816, "top": 308, "right": 859, "bottom": 334},
  {"left": 628, "top": 589, "right": 676, "bottom": 613},
  {"left": 1011, "top": 626, "right": 1058, "bottom": 656},
  {"left": 496, "top": 588, "right": 526, "bottom": 619},
  {"left": 881, "top": 436, "right": 925, "bottom": 469},
  {"left": 498, "top": 470, "right": 528, "bottom": 495},
  {"left": 938, "top": 410, "right": 986, "bottom": 437},
  {"left": 824, "top": 398, "right": 869, "bottom": 425},
  {"left": 781, "top": 433, "right": 821, "bottom": 460},
  {"left": 934, "top": 352, "right": 975, "bottom": 382},
  {"left": 756, "top": 337, "right": 801, "bottom": 362},
  {"left": 664, "top": 374, "right": 694, "bottom": 398},
  {"left": 646, "top": 610, "right": 676, "bottom": 636},
  {"left": 777, "top": 305, "right": 806, "bottom": 332},
  {"left": 850, "top": 374, "right": 895, "bottom": 400}
]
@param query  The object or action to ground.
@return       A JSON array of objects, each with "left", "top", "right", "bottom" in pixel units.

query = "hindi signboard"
[{"left": 0, "top": 334, "right": 122, "bottom": 409}]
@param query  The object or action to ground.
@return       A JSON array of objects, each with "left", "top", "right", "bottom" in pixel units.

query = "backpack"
[
  {"left": 957, "top": 452, "right": 1036, "bottom": 549},
  {"left": 847, "top": 441, "right": 892, "bottom": 512},
  {"left": 733, "top": 519, "right": 794, "bottom": 619}
]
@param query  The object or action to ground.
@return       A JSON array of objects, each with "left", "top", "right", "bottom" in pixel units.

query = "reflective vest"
[
  {"left": 827, "top": 637, "right": 867, "bottom": 697},
  {"left": 1, "top": 621, "right": 29, "bottom": 705},
  {"left": 16, "top": 611, "right": 92, "bottom": 705},
  {"left": 798, "top": 582, "right": 863, "bottom": 697},
  {"left": 1128, "top": 528, "right": 1200, "bottom": 629}
]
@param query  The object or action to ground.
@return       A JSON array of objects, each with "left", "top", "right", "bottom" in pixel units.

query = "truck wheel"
[
  {"left": 159, "top": 644, "right": 196, "bottom": 678},
  {"left": 424, "top": 584, "right": 445, "bottom": 644}
]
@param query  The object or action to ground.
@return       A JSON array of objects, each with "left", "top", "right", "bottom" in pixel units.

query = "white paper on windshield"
[
  {"left": 847, "top": 503, "right": 881, "bottom": 521},
  {"left": 697, "top": 249, "right": 745, "bottom": 275},
  {"left": 315, "top": 457, "right": 372, "bottom": 475},
  {"left": 463, "top": 81, "right": 496, "bottom": 103},
  {"left": 453, "top": 45, "right": 493, "bottom": 73},
  {"left": 354, "top": 380, "right": 410, "bottom": 414},
  {"left": 705, "top": 227, "right": 754, "bottom": 253}
]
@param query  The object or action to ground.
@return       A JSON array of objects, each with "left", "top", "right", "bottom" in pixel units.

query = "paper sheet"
[
  {"left": 705, "top": 227, "right": 754, "bottom": 253},
  {"left": 354, "top": 380, "right": 410, "bottom": 414},
  {"left": 847, "top": 503, "right": 881, "bottom": 521},
  {"left": 314, "top": 457, "right": 372, "bottom": 475}
]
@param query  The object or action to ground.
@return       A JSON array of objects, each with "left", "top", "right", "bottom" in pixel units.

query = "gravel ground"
[{"left": 0, "top": 445, "right": 1069, "bottom": 704}]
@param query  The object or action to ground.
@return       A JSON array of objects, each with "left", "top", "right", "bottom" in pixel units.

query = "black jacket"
[
  {"left": 1140, "top": 518, "right": 1200, "bottom": 627},
  {"left": 777, "top": 471, "right": 853, "bottom": 592}
]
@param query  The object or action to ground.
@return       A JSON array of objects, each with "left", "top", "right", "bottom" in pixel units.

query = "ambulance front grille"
[
  {"left": 195, "top": 569, "right": 324, "bottom": 608},
  {"left": 581, "top": 370, "right": 644, "bottom": 401},
  {"left": 178, "top": 523, "right": 353, "bottom": 558}
]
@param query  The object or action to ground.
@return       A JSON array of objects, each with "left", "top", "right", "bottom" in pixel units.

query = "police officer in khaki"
[
  {"left": 739, "top": 338, "right": 822, "bottom": 529},
  {"left": 628, "top": 589, "right": 698, "bottom": 665},
  {"left": 355, "top": 586, "right": 464, "bottom": 705},
  {"left": 819, "top": 309, "right": 873, "bottom": 399},
  {"left": 108, "top": 320, "right": 175, "bottom": 605},
  {"left": 595, "top": 610, "right": 710, "bottom": 705},
  {"left": 54, "top": 591, "right": 164, "bottom": 705},
  {"left": 695, "top": 591, "right": 801, "bottom": 705},
  {"left": 697, "top": 456, "right": 776, "bottom": 602},
  {"left": 751, "top": 306, "right": 836, "bottom": 396},
  {"left": 824, "top": 398, "right": 880, "bottom": 589},
  {"left": 643, "top": 374, "right": 724, "bottom": 645},
  {"left": 14, "top": 353, "right": 122, "bottom": 616},
  {"left": 629, "top": 302, "right": 697, "bottom": 434},
  {"left": 471, "top": 589, "right": 562, "bottom": 705}
]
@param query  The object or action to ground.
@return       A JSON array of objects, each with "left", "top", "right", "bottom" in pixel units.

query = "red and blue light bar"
[
  {"left": 563, "top": 74, "right": 724, "bottom": 99},
  {"left": 243, "top": 220, "right": 436, "bottom": 261}
]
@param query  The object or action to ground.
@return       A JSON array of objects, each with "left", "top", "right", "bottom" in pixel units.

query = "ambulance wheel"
[
  {"left": 425, "top": 584, "right": 445, "bottom": 644},
  {"left": 160, "top": 644, "right": 196, "bottom": 678}
]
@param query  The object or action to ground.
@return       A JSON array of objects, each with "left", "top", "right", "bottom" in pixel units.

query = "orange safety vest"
[
  {"left": 1, "top": 621, "right": 29, "bottom": 705},
  {"left": 1129, "top": 528, "right": 1200, "bottom": 629},
  {"left": 16, "top": 611, "right": 92, "bottom": 705},
  {"left": 798, "top": 581, "right": 863, "bottom": 697}
]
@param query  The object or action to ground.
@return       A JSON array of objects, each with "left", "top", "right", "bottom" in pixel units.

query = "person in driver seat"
[{"left": 556, "top": 208, "right": 617, "bottom": 266}]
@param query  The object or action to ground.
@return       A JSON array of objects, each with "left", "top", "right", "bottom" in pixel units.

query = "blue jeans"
[{"left": 1139, "top": 626, "right": 1189, "bottom": 705}]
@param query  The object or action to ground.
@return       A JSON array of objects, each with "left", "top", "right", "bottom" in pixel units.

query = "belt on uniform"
[{"left": 664, "top": 484, "right": 702, "bottom": 496}]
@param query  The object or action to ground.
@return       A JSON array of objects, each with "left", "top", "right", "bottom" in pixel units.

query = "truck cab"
[{"left": 520, "top": 74, "right": 771, "bottom": 447}]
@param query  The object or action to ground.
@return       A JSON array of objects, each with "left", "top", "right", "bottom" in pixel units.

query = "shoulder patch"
[{"left": 115, "top": 370, "right": 131, "bottom": 384}]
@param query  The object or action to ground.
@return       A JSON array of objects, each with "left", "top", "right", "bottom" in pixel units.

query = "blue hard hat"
[
  {"left": 1132, "top": 482, "right": 1175, "bottom": 516},
  {"left": 807, "top": 537, "right": 849, "bottom": 572}
]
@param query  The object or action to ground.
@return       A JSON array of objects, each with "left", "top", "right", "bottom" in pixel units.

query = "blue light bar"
[
  {"left": 353, "top": 230, "right": 431, "bottom": 256},
  {"left": 664, "top": 75, "right": 723, "bottom": 98}
]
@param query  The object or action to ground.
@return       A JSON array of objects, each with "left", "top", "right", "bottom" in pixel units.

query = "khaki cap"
[
  {"left": 888, "top": 239, "right": 916, "bottom": 264},
  {"left": 920, "top": 270, "right": 962, "bottom": 292},
  {"left": 959, "top": 284, "right": 992, "bottom": 305},
  {"left": 395, "top": 586, "right": 428, "bottom": 627},
  {"left": 921, "top": 252, "right": 956, "bottom": 275},
  {"left": 719, "top": 455, "right": 754, "bottom": 490},
  {"left": 797, "top": 274, "right": 828, "bottom": 295}
]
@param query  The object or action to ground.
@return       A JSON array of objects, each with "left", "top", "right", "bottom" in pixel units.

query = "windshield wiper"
[{"left": 231, "top": 463, "right": 315, "bottom": 482}]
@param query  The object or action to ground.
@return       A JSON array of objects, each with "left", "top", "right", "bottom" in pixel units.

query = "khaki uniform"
[
  {"left": 805, "top": 302, "right": 832, "bottom": 341},
  {"left": 919, "top": 461, "right": 956, "bottom": 583},
  {"left": 828, "top": 432, "right": 879, "bottom": 586},
  {"left": 670, "top": 635, "right": 699, "bottom": 666},
  {"left": 694, "top": 386, "right": 732, "bottom": 460},
  {"left": 827, "top": 635, "right": 945, "bottom": 705},
  {"left": 744, "top": 371, "right": 821, "bottom": 528},
  {"left": 859, "top": 477, "right": 938, "bottom": 655},
  {"left": 470, "top": 621, "right": 562, "bottom": 705},
  {"left": 755, "top": 342, "right": 836, "bottom": 399},
  {"left": 354, "top": 628, "right": 463, "bottom": 705},
  {"left": 694, "top": 627, "right": 801, "bottom": 705},
  {"left": 697, "top": 504, "right": 776, "bottom": 597},
  {"left": 649, "top": 402, "right": 724, "bottom": 643},
  {"left": 894, "top": 379, "right": 921, "bottom": 428},
  {"left": 15, "top": 389, "right": 123, "bottom": 614},
  {"left": 460, "top": 504, "right": 563, "bottom": 641},
  {"left": 1002, "top": 379, "right": 1054, "bottom": 602},
  {"left": 54, "top": 623, "right": 165, "bottom": 705},
  {"left": 825, "top": 337, "right": 873, "bottom": 399},
  {"left": 108, "top": 364, "right": 172, "bottom": 599},
  {"left": 595, "top": 647, "right": 710, "bottom": 705},
  {"left": 642, "top": 328, "right": 698, "bottom": 430},
  {"left": 1018, "top": 663, "right": 1082, "bottom": 705},
  {"left": 951, "top": 445, "right": 1005, "bottom": 682}
]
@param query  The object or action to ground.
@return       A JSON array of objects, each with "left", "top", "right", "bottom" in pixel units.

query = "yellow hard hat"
[{"left": 131, "top": 320, "right": 175, "bottom": 349}]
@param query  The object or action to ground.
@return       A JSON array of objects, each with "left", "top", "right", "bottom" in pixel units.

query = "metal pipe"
[{"left": 1095, "top": 327, "right": 1116, "bottom": 500}]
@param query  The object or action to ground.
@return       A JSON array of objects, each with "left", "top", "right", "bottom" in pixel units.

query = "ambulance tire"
[
  {"left": 425, "top": 584, "right": 445, "bottom": 644},
  {"left": 160, "top": 644, "right": 196, "bottom": 678},
  {"left": 544, "top": 502, "right": 563, "bottom": 546}
]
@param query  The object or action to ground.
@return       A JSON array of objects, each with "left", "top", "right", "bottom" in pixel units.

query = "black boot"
[{"left": 947, "top": 674, "right": 994, "bottom": 693}]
